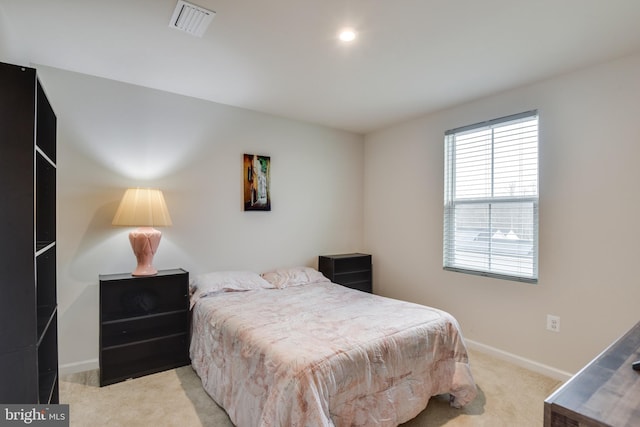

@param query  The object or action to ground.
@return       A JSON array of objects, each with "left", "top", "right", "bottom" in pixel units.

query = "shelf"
[
  {"left": 36, "top": 247, "right": 57, "bottom": 323},
  {"left": 37, "top": 311, "right": 58, "bottom": 404},
  {"left": 36, "top": 152, "right": 56, "bottom": 244},
  {"left": 35, "top": 146, "right": 55, "bottom": 168},
  {"left": 38, "top": 371, "right": 58, "bottom": 404},
  {"left": 36, "top": 241, "right": 55, "bottom": 255},
  {"left": 36, "top": 305, "right": 56, "bottom": 344},
  {"left": 36, "top": 80, "right": 56, "bottom": 163}
]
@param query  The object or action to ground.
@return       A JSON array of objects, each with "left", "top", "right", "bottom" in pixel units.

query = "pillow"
[
  {"left": 189, "top": 271, "right": 275, "bottom": 307},
  {"left": 260, "top": 266, "right": 330, "bottom": 289}
]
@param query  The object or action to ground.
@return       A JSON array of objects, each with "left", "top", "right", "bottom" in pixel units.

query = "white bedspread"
[{"left": 190, "top": 281, "right": 477, "bottom": 427}]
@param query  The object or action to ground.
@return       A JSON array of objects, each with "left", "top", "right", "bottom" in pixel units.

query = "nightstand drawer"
[
  {"left": 100, "top": 275, "right": 188, "bottom": 321},
  {"left": 333, "top": 270, "right": 370, "bottom": 285},
  {"left": 102, "top": 311, "right": 189, "bottom": 348},
  {"left": 339, "top": 279, "right": 371, "bottom": 293},
  {"left": 334, "top": 255, "right": 371, "bottom": 272},
  {"left": 100, "top": 333, "right": 189, "bottom": 386}
]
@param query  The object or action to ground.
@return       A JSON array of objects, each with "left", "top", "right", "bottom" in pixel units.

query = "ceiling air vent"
[{"left": 169, "top": 0, "right": 215, "bottom": 37}]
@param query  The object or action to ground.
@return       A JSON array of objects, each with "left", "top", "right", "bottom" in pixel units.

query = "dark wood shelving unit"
[
  {"left": 99, "top": 268, "right": 190, "bottom": 386},
  {"left": 319, "top": 253, "right": 372, "bottom": 293},
  {"left": 0, "top": 61, "right": 58, "bottom": 404}
]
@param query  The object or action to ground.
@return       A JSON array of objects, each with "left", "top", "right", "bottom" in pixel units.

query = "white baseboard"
[
  {"left": 59, "top": 358, "right": 99, "bottom": 375},
  {"left": 465, "top": 339, "right": 573, "bottom": 382}
]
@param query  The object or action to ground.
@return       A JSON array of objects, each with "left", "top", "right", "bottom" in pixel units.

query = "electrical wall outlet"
[{"left": 547, "top": 314, "right": 560, "bottom": 332}]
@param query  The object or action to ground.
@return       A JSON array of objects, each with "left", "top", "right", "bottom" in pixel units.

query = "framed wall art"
[{"left": 243, "top": 153, "right": 271, "bottom": 211}]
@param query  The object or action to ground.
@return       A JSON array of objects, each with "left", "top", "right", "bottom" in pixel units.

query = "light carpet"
[{"left": 60, "top": 349, "right": 561, "bottom": 426}]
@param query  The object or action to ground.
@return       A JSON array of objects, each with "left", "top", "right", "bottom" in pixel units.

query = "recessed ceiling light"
[{"left": 338, "top": 29, "right": 357, "bottom": 42}]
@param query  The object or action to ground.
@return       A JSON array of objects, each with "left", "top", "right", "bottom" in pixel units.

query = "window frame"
[{"left": 443, "top": 110, "right": 539, "bottom": 283}]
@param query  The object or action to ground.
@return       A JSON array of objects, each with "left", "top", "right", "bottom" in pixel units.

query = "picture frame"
[{"left": 243, "top": 154, "right": 271, "bottom": 211}]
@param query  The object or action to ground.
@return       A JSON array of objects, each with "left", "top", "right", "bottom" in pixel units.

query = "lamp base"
[{"left": 129, "top": 226, "right": 162, "bottom": 276}]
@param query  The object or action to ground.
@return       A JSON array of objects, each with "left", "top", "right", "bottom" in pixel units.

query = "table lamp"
[{"left": 112, "top": 188, "right": 173, "bottom": 276}]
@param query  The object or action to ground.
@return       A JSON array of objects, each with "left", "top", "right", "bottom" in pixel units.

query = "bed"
[{"left": 189, "top": 267, "right": 477, "bottom": 427}]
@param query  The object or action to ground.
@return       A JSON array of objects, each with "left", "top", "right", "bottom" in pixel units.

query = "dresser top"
[
  {"left": 99, "top": 268, "right": 187, "bottom": 281},
  {"left": 320, "top": 253, "right": 370, "bottom": 259},
  {"left": 545, "top": 320, "right": 640, "bottom": 426}
]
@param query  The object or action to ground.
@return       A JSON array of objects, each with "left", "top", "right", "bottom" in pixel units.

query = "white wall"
[
  {"left": 35, "top": 66, "right": 365, "bottom": 372},
  {"left": 16, "top": 52, "right": 640, "bottom": 377},
  {"left": 364, "top": 52, "right": 640, "bottom": 375},
  {"left": 0, "top": 7, "right": 14, "bottom": 62}
]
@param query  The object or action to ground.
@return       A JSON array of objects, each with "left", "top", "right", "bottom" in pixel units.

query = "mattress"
[{"left": 190, "top": 279, "right": 477, "bottom": 426}]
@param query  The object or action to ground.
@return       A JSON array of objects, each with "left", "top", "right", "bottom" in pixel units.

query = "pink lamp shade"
[{"left": 112, "top": 188, "right": 173, "bottom": 276}]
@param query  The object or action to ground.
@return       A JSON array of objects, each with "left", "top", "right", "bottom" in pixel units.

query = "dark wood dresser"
[
  {"left": 544, "top": 320, "right": 640, "bottom": 426},
  {"left": 99, "top": 268, "right": 190, "bottom": 386}
]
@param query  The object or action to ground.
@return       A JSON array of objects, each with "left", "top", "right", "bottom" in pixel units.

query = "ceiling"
[{"left": 2, "top": 0, "right": 640, "bottom": 134}]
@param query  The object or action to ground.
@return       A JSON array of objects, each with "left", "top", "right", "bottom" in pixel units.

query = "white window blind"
[{"left": 443, "top": 111, "right": 539, "bottom": 283}]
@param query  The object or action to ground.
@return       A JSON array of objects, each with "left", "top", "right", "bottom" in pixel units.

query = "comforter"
[{"left": 190, "top": 281, "right": 477, "bottom": 426}]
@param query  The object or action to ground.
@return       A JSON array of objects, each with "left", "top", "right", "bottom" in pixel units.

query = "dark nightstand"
[
  {"left": 99, "top": 268, "right": 190, "bottom": 386},
  {"left": 318, "top": 253, "right": 372, "bottom": 293}
]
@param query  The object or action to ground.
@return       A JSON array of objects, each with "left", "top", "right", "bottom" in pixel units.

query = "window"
[{"left": 443, "top": 111, "right": 538, "bottom": 283}]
